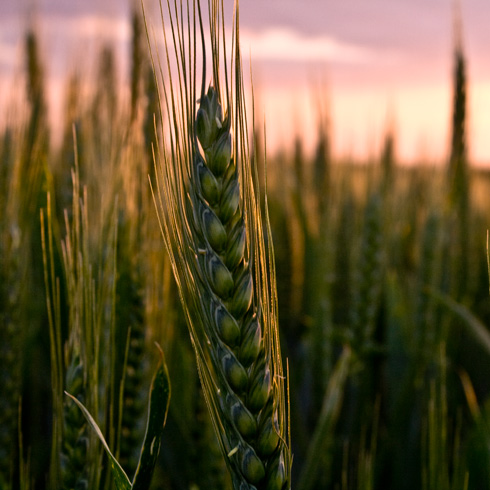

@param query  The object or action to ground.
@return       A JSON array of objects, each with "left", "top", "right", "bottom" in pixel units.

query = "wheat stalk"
[
  {"left": 350, "top": 191, "right": 385, "bottom": 355},
  {"left": 147, "top": 0, "right": 291, "bottom": 488},
  {"left": 0, "top": 228, "right": 22, "bottom": 489}
]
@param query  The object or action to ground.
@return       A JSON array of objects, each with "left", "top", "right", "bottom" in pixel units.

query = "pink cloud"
[{"left": 242, "top": 27, "right": 373, "bottom": 64}]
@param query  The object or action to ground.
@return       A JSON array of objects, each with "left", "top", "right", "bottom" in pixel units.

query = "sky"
[{"left": 1, "top": 0, "right": 490, "bottom": 165}]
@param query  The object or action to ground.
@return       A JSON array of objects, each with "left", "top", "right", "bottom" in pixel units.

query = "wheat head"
[{"left": 148, "top": 0, "right": 291, "bottom": 488}]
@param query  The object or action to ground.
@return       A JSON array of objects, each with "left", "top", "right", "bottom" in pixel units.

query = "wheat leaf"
[
  {"left": 297, "top": 346, "right": 352, "bottom": 490},
  {"left": 428, "top": 287, "right": 490, "bottom": 355},
  {"left": 64, "top": 392, "right": 132, "bottom": 490},
  {"left": 132, "top": 344, "right": 171, "bottom": 490}
]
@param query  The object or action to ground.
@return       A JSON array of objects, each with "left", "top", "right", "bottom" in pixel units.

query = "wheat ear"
[{"left": 147, "top": 0, "right": 291, "bottom": 488}]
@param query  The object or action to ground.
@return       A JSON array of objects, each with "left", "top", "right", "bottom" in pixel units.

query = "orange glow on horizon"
[
  {"left": 244, "top": 25, "right": 490, "bottom": 167},
  {"left": 2, "top": 7, "right": 490, "bottom": 167}
]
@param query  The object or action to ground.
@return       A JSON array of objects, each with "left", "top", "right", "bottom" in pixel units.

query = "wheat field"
[{"left": 1, "top": 1, "right": 490, "bottom": 490}]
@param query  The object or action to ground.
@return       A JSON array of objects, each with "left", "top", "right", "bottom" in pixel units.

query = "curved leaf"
[
  {"left": 132, "top": 343, "right": 171, "bottom": 490},
  {"left": 427, "top": 287, "right": 490, "bottom": 355},
  {"left": 64, "top": 392, "right": 131, "bottom": 490}
]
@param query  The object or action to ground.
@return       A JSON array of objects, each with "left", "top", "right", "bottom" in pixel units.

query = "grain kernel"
[
  {"left": 240, "top": 446, "right": 265, "bottom": 484},
  {"left": 231, "top": 401, "right": 257, "bottom": 439},
  {"left": 206, "top": 253, "right": 233, "bottom": 298},
  {"left": 214, "top": 304, "right": 240, "bottom": 346},
  {"left": 209, "top": 131, "right": 232, "bottom": 176},
  {"left": 222, "top": 349, "right": 248, "bottom": 392},
  {"left": 196, "top": 107, "right": 212, "bottom": 149},
  {"left": 239, "top": 318, "right": 262, "bottom": 367},
  {"left": 265, "top": 453, "right": 286, "bottom": 490},
  {"left": 248, "top": 365, "right": 271, "bottom": 412},
  {"left": 257, "top": 417, "right": 280, "bottom": 457},
  {"left": 220, "top": 179, "right": 240, "bottom": 222},
  {"left": 197, "top": 159, "right": 220, "bottom": 205},
  {"left": 225, "top": 224, "right": 246, "bottom": 270},
  {"left": 201, "top": 207, "right": 227, "bottom": 252},
  {"left": 231, "top": 271, "right": 253, "bottom": 317}
]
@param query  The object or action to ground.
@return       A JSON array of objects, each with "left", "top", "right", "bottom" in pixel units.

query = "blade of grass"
[
  {"left": 65, "top": 343, "right": 171, "bottom": 490},
  {"left": 64, "top": 391, "right": 131, "bottom": 490},
  {"left": 297, "top": 346, "right": 352, "bottom": 490},
  {"left": 132, "top": 344, "right": 171, "bottom": 490},
  {"left": 427, "top": 287, "right": 490, "bottom": 355}
]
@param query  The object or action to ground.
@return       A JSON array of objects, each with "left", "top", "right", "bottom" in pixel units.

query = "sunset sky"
[{"left": 1, "top": 0, "right": 490, "bottom": 165}]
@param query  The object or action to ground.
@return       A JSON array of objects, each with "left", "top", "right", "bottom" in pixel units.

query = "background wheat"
[{"left": 1, "top": 1, "right": 490, "bottom": 489}]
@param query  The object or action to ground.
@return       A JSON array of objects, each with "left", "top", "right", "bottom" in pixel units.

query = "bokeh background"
[
  {"left": 2, "top": 1, "right": 490, "bottom": 490},
  {"left": 2, "top": 0, "right": 490, "bottom": 164}
]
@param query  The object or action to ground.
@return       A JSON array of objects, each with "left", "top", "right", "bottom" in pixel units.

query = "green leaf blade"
[
  {"left": 64, "top": 392, "right": 132, "bottom": 490},
  {"left": 131, "top": 344, "right": 171, "bottom": 490}
]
